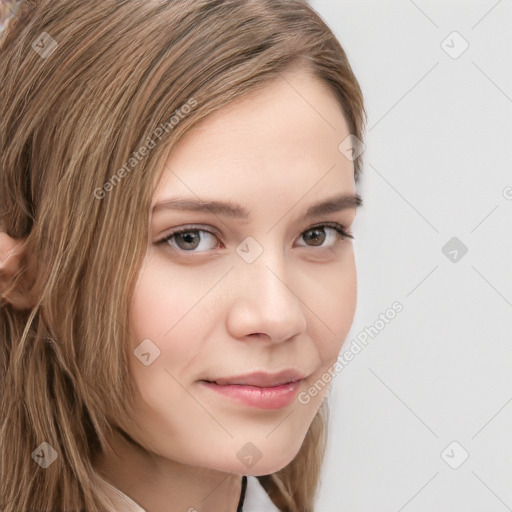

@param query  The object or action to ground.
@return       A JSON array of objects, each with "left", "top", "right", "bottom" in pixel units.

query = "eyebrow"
[{"left": 152, "top": 192, "right": 363, "bottom": 219}]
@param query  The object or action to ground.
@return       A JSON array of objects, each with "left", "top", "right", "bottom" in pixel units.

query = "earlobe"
[
  {"left": 0, "top": 232, "right": 33, "bottom": 310},
  {"left": 0, "top": 232, "right": 25, "bottom": 273}
]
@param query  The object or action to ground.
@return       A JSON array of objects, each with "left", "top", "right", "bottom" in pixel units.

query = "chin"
[
  {"left": 240, "top": 436, "right": 305, "bottom": 476},
  {"left": 242, "top": 453, "right": 300, "bottom": 476}
]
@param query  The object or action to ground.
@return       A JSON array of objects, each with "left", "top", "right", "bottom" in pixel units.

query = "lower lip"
[{"left": 200, "top": 380, "right": 303, "bottom": 409}]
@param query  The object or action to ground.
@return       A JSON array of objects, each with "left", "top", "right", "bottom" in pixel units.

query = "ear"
[{"left": 0, "top": 232, "right": 34, "bottom": 310}]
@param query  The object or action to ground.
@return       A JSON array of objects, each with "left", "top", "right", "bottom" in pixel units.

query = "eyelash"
[{"left": 157, "top": 222, "right": 354, "bottom": 253}]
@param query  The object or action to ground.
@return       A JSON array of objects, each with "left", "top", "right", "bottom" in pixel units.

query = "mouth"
[
  {"left": 198, "top": 370, "right": 308, "bottom": 410},
  {"left": 202, "top": 369, "right": 308, "bottom": 388}
]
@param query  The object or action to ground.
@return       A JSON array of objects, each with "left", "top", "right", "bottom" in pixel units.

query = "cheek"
[
  {"left": 128, "top": 253, "right": 207, "bottom": 345},
  {"left": 126, "top": 255, "right": 210, "bottom": 403},
  {"left": 309, "top": 248, "right": 357, "bottom": 362},
  {"left": 297, "top": 254, "right": 356, "bottom": 413},
  {"left": 125, "top": 255, "right": 216, "bottom": 437}
]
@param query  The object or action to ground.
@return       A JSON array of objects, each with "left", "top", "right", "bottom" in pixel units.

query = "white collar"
[
  {"left": 96, "top": 475, "right": 281, "bottom": 512},
  {"left": 242, "top": 476, "right": 281, "bottom": 511}
]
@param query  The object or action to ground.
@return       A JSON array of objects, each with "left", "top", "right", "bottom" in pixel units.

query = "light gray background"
[{"left": 308, "top": 1, "right": 512, "bottom": 511}]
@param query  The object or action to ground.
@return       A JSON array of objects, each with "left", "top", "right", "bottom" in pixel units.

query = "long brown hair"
[{"left": 0, "top": 1, "right": 365, "bottom": 510}]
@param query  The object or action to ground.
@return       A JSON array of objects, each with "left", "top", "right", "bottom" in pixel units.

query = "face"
[{"left": 126, "top": 65, "right": 359, "bottom": 475}]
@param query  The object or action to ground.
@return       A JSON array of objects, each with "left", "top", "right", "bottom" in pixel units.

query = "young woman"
[{"left": 0, "top": 1, "right": 366, "bottom": 510}]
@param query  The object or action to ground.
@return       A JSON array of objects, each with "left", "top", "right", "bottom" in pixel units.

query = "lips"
[
  {"left": 204, "top": 369, "right": 307, "bottom": 388},
  {"left": 200, "top": 372, "right": 307, "bottom": 410}
]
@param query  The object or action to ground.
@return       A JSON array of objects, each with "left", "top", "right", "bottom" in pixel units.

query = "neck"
[{"left": 93, "top": 427, "right": 243, "bottom": 512}]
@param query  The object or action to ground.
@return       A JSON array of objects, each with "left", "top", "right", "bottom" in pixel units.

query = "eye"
[
  {"left": 158, "top": 227, "right": 221, "bottom": 252},
  {"left": 295, "top": 222, "right": 354, "bottom": 248},
  {"left": 157, "top": 222, "right": 353, "bottom": 254}
]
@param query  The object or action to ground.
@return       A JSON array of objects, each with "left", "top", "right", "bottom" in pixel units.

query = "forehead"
[{"left": 152, "top": 66, "right": 354, "bottom": 209}]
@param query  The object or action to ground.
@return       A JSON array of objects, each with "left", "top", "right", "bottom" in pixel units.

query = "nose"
[{"left": 225, "top": 248, "right": 308, "bottom": 343}]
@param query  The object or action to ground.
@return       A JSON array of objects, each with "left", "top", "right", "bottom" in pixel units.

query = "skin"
[{"left": 87, "top": 64, "right": 358, "bottom": 511}]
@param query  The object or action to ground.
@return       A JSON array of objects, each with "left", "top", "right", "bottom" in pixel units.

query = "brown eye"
[
  {"left": 297, "top": 223, "right": 353, "bottom": 248},
  {"left": 303, "top": 227, "right": 326, "bottom": 246}
]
